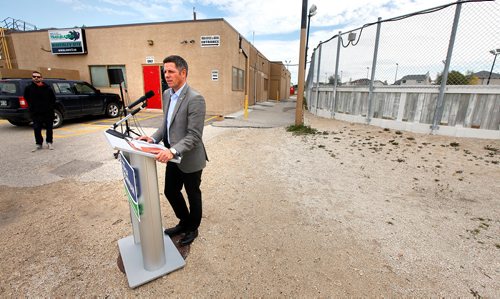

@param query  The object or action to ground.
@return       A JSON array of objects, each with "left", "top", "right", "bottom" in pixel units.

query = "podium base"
[{"left": 118, "top": 235, "right": 186, "bottom": 288}]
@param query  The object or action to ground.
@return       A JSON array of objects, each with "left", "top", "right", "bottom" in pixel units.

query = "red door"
[{"left": 142, "top": 65, "right": 162, "bottom": 109}]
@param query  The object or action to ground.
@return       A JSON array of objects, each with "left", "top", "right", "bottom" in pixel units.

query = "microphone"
[{"left": 127, "top": 90, "right": 154, "bottom": 109}]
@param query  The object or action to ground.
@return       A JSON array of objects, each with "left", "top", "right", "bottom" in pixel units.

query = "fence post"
[
  {"left": 332, "top": 32, "right": 342, "bottom": 117},
  {"left": 367, "top": 17, "right": 382, "bottom": 123},
  {"left": 307, "top": 50, "right": 316, "bottom": 111},
  {"left": 315, "top": 43, "right": 322, "bottom": 114},
  {"left": 431, "top": 0, "right": 463, "bottom": 132}
]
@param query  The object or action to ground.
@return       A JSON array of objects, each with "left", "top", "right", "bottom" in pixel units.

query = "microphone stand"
[
  {"left": 110, "top": 101, "right": 147, "bottom": 158},
  {"left": 118, "top": 82, "right": 140, "bottom": 137},
  {"left": 113, "top": 103, "right": 147, "bottom": 130}
]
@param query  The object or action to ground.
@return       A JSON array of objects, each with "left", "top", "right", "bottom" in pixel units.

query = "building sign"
[
  {"left": 146, "top": 56, "right": 155, "bottom": 64},
  {"left": 211, "top": 70, "right": 219, "bottom": 81},
  {"left": 119, "top": 153, "right": 142, "bottom": 221},
  {"left": 48, "top": 28, "right": 87, "bottom": 55},
  {"left": 201, "top": 35, "right": 220, "bottom": 47}
]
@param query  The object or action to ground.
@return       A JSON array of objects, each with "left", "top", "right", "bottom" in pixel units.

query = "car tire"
[
  {"left": 7, "top": 119, "right": 30, "bottom": 126},
  {"left": 53, "top": 110, "right": 63, "bottom": 128},
  {"left": 106, "top": 102, "right": 120, "bottom": 118}
]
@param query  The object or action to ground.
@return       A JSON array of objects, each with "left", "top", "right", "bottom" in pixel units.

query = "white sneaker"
[
  {"left": 32, "top": 144, "right": 42, "bottom": 152},
  {"left": 47, "top": 143, "right": 54, "bottom": 150}
]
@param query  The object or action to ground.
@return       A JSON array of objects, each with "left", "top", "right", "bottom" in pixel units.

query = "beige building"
[{"left": 0, "top": 19, "right": 290, "bottom": 116}]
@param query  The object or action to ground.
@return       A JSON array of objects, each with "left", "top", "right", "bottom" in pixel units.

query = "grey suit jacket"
[{"left": 152, "top": 84, "right": 207, "bottom": 173}]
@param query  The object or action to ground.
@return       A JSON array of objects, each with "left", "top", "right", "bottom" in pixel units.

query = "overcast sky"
[{"left": 2, "top": 0, "right": 498, "bottom": 83}]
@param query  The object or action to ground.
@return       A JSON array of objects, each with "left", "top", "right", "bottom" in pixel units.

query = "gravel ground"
[{"left": 0, "top": 111, "right": 499, "bottom": 297}]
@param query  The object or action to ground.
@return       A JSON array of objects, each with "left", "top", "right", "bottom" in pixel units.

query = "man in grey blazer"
[{"left": 138, "top": 55, "right": 207, "bottom": 246}]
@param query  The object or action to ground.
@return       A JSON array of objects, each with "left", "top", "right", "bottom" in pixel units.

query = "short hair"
[
  {"left": 32, "top": 71, "right": 42, "bottom": 76},
  {"left": 163, "top": 55, "right": 188, "bottom": 77}
]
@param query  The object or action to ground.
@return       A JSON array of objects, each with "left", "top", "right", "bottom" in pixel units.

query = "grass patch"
[{"left": 286, "top": 124, "right": 318, "bottom": 135}]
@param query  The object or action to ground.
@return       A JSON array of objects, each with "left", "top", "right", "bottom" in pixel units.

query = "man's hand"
[
  {"left": 155, "top": 149, "right": 174, "bottom": 163},
  {"left": 136, "top": 135, "right": 153, "bottom": 143}
]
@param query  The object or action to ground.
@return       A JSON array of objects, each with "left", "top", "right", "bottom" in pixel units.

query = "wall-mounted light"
[{"left": 147, "top": 39, "right": 154, "bottom": 46}]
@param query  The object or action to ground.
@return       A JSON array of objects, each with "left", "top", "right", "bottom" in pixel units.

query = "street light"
[
  {"left": 284, "top": 60, "right": 291, "bottom": 71},
  {"left": 487, "top": 48, "right": 500, "bottom": 85},
  {"left": 394, "top": 63, "right": 399, "bottom": 84},
  {"left": 304, "top": 4, "right": 317, "bottom": 70}
]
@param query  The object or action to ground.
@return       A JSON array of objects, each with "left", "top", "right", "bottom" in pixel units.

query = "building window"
[
  {"left": 89, "top": 65, "right": 127, "bottom": 87},
  {"left": 232, "top": 67, "right": 244, "bottom": 91}
]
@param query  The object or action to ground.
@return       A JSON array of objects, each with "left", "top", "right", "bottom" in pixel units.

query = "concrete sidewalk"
[{"left": 212, "top": 97, "right": 297, "bottom": 128}]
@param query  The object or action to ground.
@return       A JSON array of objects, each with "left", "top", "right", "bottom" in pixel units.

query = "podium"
[{"left": 104, "top": 131, "right": 185, "bottom": 288}]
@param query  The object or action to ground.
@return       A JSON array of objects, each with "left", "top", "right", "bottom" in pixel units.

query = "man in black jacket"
[{"left": 24, "top": 71, "right": 56, "bottom": 151}]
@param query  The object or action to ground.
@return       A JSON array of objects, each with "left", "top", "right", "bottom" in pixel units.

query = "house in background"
[
  {"left": 394, "top": 72, "right": 431, "bottom": 85},
  {"left": 473, "top": 71, "right": 500, "bottom": 85},
  {"left": 345, "top": 78, "right": 386, "bottom": 86}
]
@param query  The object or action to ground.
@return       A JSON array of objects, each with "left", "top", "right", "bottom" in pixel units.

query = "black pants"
[
  {"left": 33, "top": 119, "right": 53, "bottom": 145},
  {"left": 164, "top": 162, "right": 203, "bottom": 232}
]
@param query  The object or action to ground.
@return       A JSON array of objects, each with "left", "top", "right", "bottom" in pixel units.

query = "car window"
[
  {"left": 74, "top": 82, "right": 95, "bottom": 94},
  {"left": 0, "top": 82, "right": 18, "bottom": 95},
  {"left": 52, "top": 82, "right": 74, "bottom": 95}
]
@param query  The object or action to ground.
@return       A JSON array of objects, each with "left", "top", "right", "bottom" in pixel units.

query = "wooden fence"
[{"left": 307, "top": 85, "right": 500, "bottom": 139}]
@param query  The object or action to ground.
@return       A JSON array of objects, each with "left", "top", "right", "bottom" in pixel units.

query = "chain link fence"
[{"left": 306, "top": 0, "right": 500, "bottom": 136}]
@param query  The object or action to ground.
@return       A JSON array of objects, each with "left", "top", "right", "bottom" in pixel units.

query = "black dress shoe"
[
  {"left": 180, "top": 229, "right": 198, "bottom": 246},
  {"left": 164, "top": 225, "right": 185, "bottom": 237}
]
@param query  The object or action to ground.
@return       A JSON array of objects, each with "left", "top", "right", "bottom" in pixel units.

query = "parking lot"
[{"left": 0, "top": 108, "right": 221, "bottom": 187}]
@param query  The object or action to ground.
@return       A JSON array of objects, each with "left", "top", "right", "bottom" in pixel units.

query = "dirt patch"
[{"left": 0, "top": 112, "right": 498, "bottom": 296}]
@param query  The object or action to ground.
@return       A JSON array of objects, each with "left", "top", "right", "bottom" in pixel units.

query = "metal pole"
[
  {"left": 295, "top": 0, "right": 308, "bottom": 125},
  {"left": 431, "top": 0, "right": 462, "bottom": 131},
  {"left": 394, "top": 63, "right": 399, "bottom": 84},
  {"left": 307, "top": 51, "right": 315, "bottom": 111},
  {"left": 487, "top": 53, "right": 498, "bottom": 85},
  {"left": 367, "top": 17, "right": 382, "bottom": 123},
  {"left": 305, "top": 13, "right": 312, "bottom": 70},
  {"left": 254, "top": 62, "right": 257, "bottom": 104},
  {"left": 315, "top": 43, "right": 322, "bottom": 113},
  {"left": 332, "top": 31, "right": 342, "bottom": 117}
]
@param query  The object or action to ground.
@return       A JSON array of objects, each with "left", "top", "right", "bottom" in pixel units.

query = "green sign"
[
  {"left": 124, "top": 185, "right": 142, "bottom": 221},
  {"left": 48, "top": 28, "right": 86, "bottom": 55},
  {"left": 119, "top": 153, "right": 142, "bottom": 221}
]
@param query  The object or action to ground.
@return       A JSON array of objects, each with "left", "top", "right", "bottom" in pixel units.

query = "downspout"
[{"left": 240, "top": 36, "right": 250, "bottom": 119}]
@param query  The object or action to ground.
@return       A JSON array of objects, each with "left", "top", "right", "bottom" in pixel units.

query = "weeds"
[
  {"left": 286, "top": 124, "right": 318, "bottom": 135},
  {"left": 484, "top": 145, "right": 498, "bottom": 152}
]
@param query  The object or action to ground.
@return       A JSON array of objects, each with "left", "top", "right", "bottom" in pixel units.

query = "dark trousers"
[
  {"left": 164, "top": 162, "right": 203, "bottom": 232},
  {"left": 33, "top": 119, "right": 53, "bottom": 145}
]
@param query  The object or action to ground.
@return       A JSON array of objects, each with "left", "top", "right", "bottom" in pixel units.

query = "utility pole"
[{"left": 295, "top": 0, "right": 308, "bottom": 126}]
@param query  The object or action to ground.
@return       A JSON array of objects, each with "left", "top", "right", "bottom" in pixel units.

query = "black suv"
[{"left": 0, "top": 78, "right": 122, "bottom": 128}]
